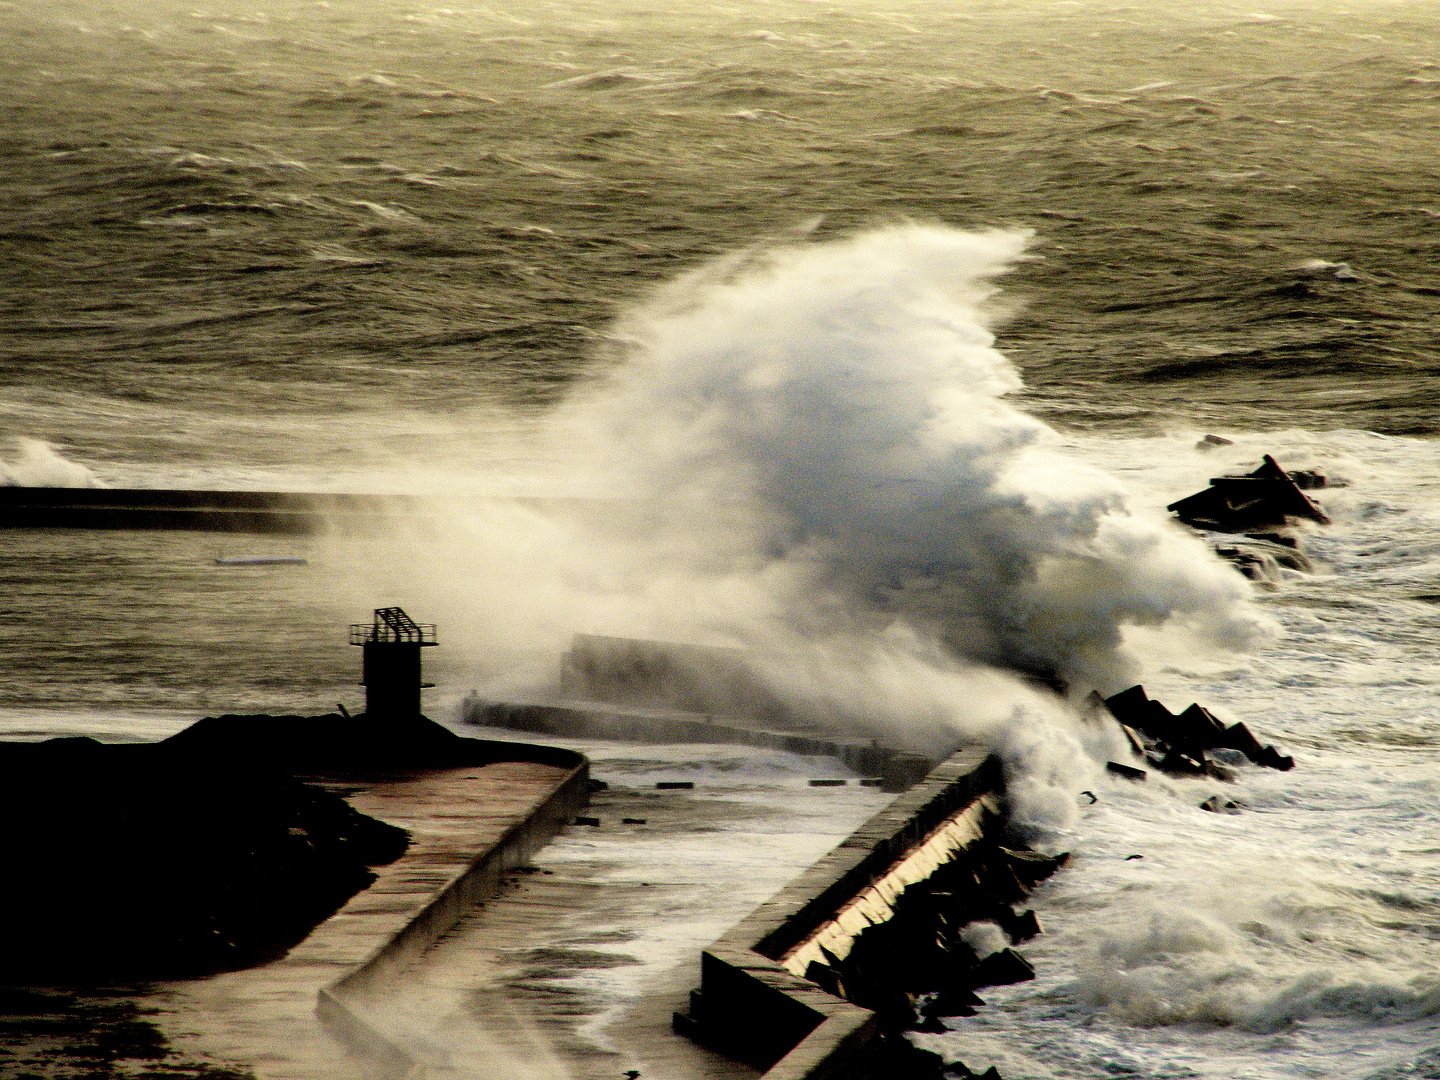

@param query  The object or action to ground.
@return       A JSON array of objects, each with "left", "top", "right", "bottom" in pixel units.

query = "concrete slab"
[
  {"left": 354, "top": 737, "right": 896, "bottom": 1080},
  {"left": 149, "top": 761, "right": 573, "bottom": 1080}
]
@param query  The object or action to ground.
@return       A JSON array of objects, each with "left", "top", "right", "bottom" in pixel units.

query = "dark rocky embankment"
[
  {"left": 1, "top": 711, "right": 562, "bottom": 984},
  {"left": 1, "top": 731, "right": 409, "bottom": 982},
  {"left": 804, "top": 843, "right": 1066, "bottom": 1034},
  {"left": 799, "top": 843, "right": 1067, "bottom": 1080}
]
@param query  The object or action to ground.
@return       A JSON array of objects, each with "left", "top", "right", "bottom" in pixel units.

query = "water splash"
[
  {"left": 0, "top": 437, "right": 105, "bottom": 487},
  {"left": 564, "top": 224, "right": 1271, "bottom": 692},
  {"left": 370, "top": 225, "right": 1274, "bottom": 825}
]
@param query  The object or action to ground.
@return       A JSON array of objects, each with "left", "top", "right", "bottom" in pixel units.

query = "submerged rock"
[
  {"left": 1200, "top": 795, "right": 1243, "bottom": 814},
  {"left": 973, "top": 948, "right": 1036, "bottom": 988}
]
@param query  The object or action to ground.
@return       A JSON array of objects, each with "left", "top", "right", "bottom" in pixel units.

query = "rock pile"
[
  {"left": 800, "top": 842, "right": 1069, "bottom": 1078},
  {"left": 1167, "top": 455, "right": 1332, "bottom": 583},
  {"left": 1168, "top": 454, "right": 1330, "bottom": 533},
  {"left": 1100, "top": 685, "right": 1294, "bottom": 777}
]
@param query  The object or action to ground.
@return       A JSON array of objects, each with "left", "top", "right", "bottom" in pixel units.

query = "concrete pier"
[
  {"left": 675, "top": 749, "right": 1004, "bottom": 1077},
  {"left": 150, "top": 754, "right": 588, "bottom": 1080}
]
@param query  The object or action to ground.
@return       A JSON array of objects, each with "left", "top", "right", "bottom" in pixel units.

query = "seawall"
[
  {"left": 675, "top": 748, "right": 1007, "bottom": 1079},
  {"left": 470, "top": 698, "right": 940, "bottom": 793},
  {"left": 0, "top": 487, "right": 617, "bottom": 534}
]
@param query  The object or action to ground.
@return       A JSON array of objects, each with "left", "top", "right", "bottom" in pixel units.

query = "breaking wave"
[
  {"left": 566, "top": 224, "right": 1271, "bottom": 692},
  {"left": 0, "top": 437, "right": 105, "bottom": 488},
  {"left": 419, "top": 223, "right": 1271, "bottom": 828}
]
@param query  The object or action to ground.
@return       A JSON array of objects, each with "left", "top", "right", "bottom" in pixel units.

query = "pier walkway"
[
  {"left": 152, "top": 760, "right": 576, "bottom": 1080},
  {"left": 348, "top": 735, "right": 894, "bottom": 1080}
]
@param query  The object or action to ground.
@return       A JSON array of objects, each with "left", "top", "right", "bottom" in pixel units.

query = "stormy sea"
[{"left": 3, "top": 1, "right": 1440, "bottom": 1078}]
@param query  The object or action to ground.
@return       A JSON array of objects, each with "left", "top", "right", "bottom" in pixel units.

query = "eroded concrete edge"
[
  {"left": 676, "top": 748, "right": 1006, "bottom": 1079},
  {"left": 315, "top": 746, "right": 591, "bottom": 1077}
]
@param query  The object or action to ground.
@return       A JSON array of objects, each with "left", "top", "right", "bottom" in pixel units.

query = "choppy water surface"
[
  {"left": 3, "top": 0, "right": 1440, "bottom": 465},
  {"left": 3, "top": 2, "right": 1440, "bottom": 1079},
  {"left": 919, "top": 429, "right": 1440, "bottom": 1079}
]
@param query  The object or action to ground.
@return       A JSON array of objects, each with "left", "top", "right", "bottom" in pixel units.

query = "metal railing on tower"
[{"left": 349, "top": 607, "right": 437, "bottom": 718}]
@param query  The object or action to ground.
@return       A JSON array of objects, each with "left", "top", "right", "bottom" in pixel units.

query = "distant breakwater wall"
[
  {"left": 314, "top": 741, "right": 590, "bottom": 1076},
  {"left": 0, "top": 487, "right": 611, "bottom": 535},
  {"left": 470, "top": 698, "right": 940, "bottom": 793},
  {"left": 675, "top": 748, "right": 1011, "bottom": 1080}
]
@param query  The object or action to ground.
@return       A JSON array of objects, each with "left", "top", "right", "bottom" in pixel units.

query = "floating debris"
[{"left": 215, "top": 555, "right": 308, "bottom": 566}]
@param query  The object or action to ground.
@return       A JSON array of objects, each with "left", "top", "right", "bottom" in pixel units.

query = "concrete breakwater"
[
  {"left": 313, "top": 743, "right": 590, "bottom": 1078},
  {"left": 0, "top": 486, "right": 616, "bottom": 534},
  {"left": 1, "top": 712, "right": 1033, "bottom": 1079},
  {"left": 178, "top": 714, "right": 596, "bottom": 1077},
  {"left": 469, "top": 643, "right": 1036, "bottom": 1077},
  {"left": 0, "top": 731, "right": 413, "bottom": 983},
  {"left": 469, "top": 697, "right": 938, "bottom": 794},
  {"left": 466, "top": 632, "right": 951, "bottom": 794},
  {"left": 311, "top": 735, "right": 1021, "bottom": 1080},
  {"left": 675, "top": 748, "right": 1036, "bottom": 1080}
]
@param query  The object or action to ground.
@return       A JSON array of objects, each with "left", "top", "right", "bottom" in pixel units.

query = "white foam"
[
  {"left": 924, "top": 427, "right": 1440, "bottom": 1077},
  {"left": 0, "top": 436, "right": 105, "bottom": 487}
]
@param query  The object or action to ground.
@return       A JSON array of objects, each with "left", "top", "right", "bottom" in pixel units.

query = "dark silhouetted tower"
[{"left": 349, "top": 607, "right": 437, "bottom": 719}]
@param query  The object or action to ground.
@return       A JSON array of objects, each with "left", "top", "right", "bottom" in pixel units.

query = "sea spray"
[
  {"left": 559, "top": 224, "right": 1273, "bottom": 695},
  {"left": 0, "top": 437, "right": 105, "bottom": 487},
  {"left": 367, "top": 225, "right": 1274, "bottom": 817}
]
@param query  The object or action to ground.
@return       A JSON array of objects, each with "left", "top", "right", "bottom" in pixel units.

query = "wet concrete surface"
[
  {"left": 147, "top": 760, "right": 571, "bottom": 1080},
  {"left": 367, "top": 735, "right": 893, "bottom": 1080}
]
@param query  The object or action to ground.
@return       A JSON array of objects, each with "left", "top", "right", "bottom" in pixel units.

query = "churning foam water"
[{"left": 917, "top": 428, "right": 1440, "bottom": 1079}]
